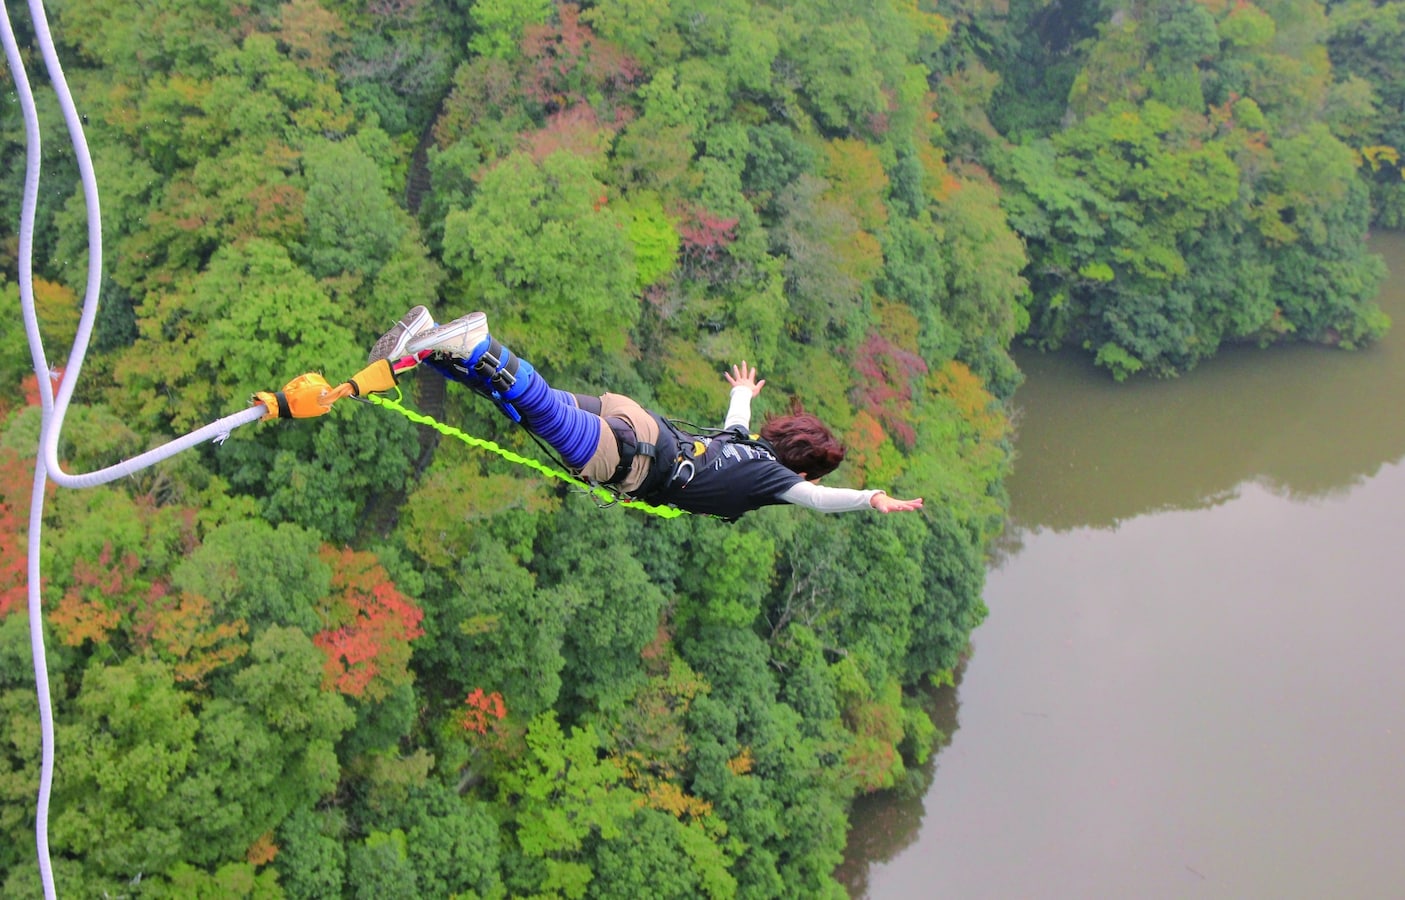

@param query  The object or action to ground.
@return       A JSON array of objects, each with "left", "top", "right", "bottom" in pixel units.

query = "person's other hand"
[
  {"left": 871, "top": 492, "right": 924, "bottom": 513},
  {"left": 725, "top": 361, "right": 766, "bottom": 397}
]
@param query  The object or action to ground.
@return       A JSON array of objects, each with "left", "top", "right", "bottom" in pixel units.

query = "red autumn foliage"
[
  {"left": 676, "top": 206, "right": 741, "bottom": 285},
  {"left": 852, "top": 332, "right": 929, "bottom": 450},
  {"left": 523, "top": 105, "right": 629, "bottom": 163},
  {"left": 0, "top": 450, "right": 42, "bottom": 618},
  {"left": 313, "top": 547, "right": 424, "bottom": 701},
  {"left": 521, "top": 4, "right": 641, "bottom": 115},
  {"left": 461, "top": 687, "right": 508, "bottom": 734}
]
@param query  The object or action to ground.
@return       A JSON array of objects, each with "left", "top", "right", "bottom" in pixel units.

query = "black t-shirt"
[{"left": 646, "top": 426, "right": 804, "bottom": 519}]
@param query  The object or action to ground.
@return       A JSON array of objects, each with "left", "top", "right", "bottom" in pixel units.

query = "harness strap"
[{"left": 606, "top": 416, "right": 652, "bottom": 485}]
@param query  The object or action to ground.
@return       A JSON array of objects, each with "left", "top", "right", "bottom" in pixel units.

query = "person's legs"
[{"left": 414, "top": 313, "right": 606, "bottom": 470}]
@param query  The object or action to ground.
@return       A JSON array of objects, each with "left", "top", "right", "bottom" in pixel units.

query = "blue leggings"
[{"left": 425, "top": 356, "right": 602, "bottom": 469}]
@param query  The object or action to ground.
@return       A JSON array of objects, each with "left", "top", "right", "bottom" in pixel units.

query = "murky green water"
[{"left": 842, "top": 232, "right": 1405, "bottom": 897}]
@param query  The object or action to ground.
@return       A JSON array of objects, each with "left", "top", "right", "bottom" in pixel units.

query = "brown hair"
[{"left": 759, "top": 403, "right": 845, "bottom": 479}]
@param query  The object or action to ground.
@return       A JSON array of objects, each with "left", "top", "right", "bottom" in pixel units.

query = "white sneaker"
[
  {"left": 369, "top": 305, "right": 435, "bottom": 363},
  {"left": 406, "top": 311, "right": 490, "bottom": 359}
]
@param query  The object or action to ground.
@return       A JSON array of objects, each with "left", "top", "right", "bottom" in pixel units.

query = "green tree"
[
  {"left": 300, "top": 138, "right": 408, "bottom": 282},
  {"left": 171, "top": 519, "right": 330, "bottom": 634},
  {"left": 347, "top": 829, "right": 419, "bottom": 898},
  {"left": 443, "top": 151, "right": 639, "bottom": 373},
  {"left": 50, "top": 658, "right": 198, "bottom": 888},
  {"left": 274, "top": 806, "right": 347, "bottom": 900},
  {"left": 365, "top": 782, "right": 504, "bottom": 898},
  {"left": 499, "top": 712, "right": 638, "bottom": 899},
  {"left": 470, "top": 0, "right": 553, "bottom": 59},
  {"left": 590, "top": 808, "right": 736, "bottom": 899}
]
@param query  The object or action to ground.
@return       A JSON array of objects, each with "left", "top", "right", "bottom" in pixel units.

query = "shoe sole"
[
  {"left": 406, "top": 311, "right": 490, "bottom": 358},
  {"left": 370, "top": 305, "right": 435, "bottom": 362}
]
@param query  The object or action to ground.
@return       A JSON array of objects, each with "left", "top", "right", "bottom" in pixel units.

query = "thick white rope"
[
  {"left": 16, "top": 0, "right": 266, "bottom": 489},
  {"left": 2, "top": 3, "right": 265, "bottom": 894}
]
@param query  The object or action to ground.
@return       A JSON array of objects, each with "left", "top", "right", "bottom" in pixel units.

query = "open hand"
[
  {"left": 871, "top": 493, "right": 924, "bottom": 514},
  {"left": 725, "top": 361, "right": 766, "bottom": 397}
]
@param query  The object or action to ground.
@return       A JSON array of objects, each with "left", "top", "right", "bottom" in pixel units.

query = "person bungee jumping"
[{"left": 370, "top": 306, "right": 925, "bottom": 520}]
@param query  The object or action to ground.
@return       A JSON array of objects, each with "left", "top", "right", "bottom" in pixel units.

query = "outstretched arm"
[
  {"left": 780, "top": 483, "right": 925, "bottom": 514},
  {"left": 723, "top": 361, "right": 765, "bottom": 431}
]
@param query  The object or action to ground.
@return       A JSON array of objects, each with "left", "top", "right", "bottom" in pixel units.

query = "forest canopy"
[{"left": 1, "top": 0, "right": 1398, "bottom": 895}]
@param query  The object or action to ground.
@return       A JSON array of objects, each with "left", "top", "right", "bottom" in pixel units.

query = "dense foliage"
[
  {"left": 0, "top": 0, "right": 1397, "bottom": 895},
  {"left": 934, "top": 0, "right": 1396, "bottom": 377}
]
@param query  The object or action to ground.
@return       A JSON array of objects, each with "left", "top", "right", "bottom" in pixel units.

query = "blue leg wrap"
[
  {"left": 426, "top": 351, "right": 598, "bottom": 468},
  {"left": 505, "top": 360, "right": 600, "bottom": 469}
]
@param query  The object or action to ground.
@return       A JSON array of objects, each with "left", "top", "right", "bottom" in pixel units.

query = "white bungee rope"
[{"left": 3, "top": 2, "right": 266, "bottom": 895}]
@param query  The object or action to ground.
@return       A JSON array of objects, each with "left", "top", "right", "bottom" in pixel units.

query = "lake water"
[{"left": 841, "top": 232, "right": 1405, "bottom": 898}]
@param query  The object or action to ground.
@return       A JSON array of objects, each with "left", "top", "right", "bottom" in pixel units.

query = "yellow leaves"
[
  {"left": 912, "top": 360, "right": 1010, "bottom": 534},
  {"left": 1360, "top": 144, "right": 1402, "bottom": 176},
  {"left": 835, "top": 228, "right": 885, "bottom": 288},
  {"left": 599, "top": 662, "right": 717, "bottom": 823},
  {"left": 640, "top": 773, "right": 715, "bottom": 820},
  {"left": 726, "top": 747, "right": 754, "bottom": 776},
  {"left": 822, "top": 138, "right": 890, "bottom": 232},
  {"left": 459, "top": 613, "right": 502, "bottom": 636},
  {"left": 895, "top": 0, "right": 950, "bottom": 45},
  {"left": 930, "top": 360, "right": 1005, "bottom": 447},
  {"left": 816, "top": 139, "right": 887, "bottom": 291},
  {"left": 614, "top": 746, "right": 715, "bottom": 821},
  {"left": 32, "top": 278, "right": 81, "bottom": 352},
  {"left": 876, "top": 298, "right": 922, "bottom": 351}
]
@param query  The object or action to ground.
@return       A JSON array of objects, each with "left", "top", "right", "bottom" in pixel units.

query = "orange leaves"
[
  {"left": 49, "top": 546, "right": 139, "bottom": 647},
  {"left": 245, "top": 831, "right": 279, "bottom": 866},
  {"left": 841, "top": 682, "right": 906, "bottom": 793},
  {"left": 133, "top": 590, "right": 248, "bottom": 687},
  {"left": 47, "top": 542, "right": 251, "bottom": 685},
  {"left": 49, "top": 589, "right": 124, "bottom": 647},
  {"left": 843, "top": 409, "right": 897, "bottom": 486},
  {"left": 930, "top": 359, "right": 1006, "bottom": 446},
  {"left": 462, "top": 687, "right": 508, "bottom": 735},
  {"left": 312, "top": 547, "right": 424, "bottom": 701}
]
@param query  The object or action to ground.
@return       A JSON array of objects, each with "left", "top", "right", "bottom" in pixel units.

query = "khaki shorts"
[{"left": 576, "top": 393, "right": 660, "bottom": 494}]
